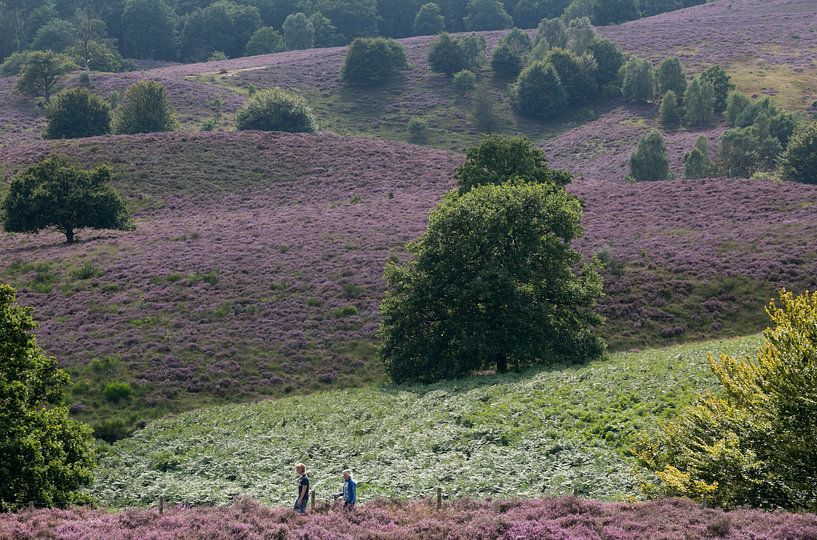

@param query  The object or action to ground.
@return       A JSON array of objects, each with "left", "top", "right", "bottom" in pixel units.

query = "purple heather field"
[{"left": 3, "top": 497, "right": 817, "bottom": 540}]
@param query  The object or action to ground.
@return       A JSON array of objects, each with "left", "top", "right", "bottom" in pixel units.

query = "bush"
[
  {"left": 428, "top": 33, "right": 484, "bottom": 76},
  {"left": 588, "top": 37, "right": 624, "bottom": 88},
  {"left": 67, "top": 41, "right": 125, "bottom": 72},
  {"left": 0, "top": 285, "right": 95, "bottom": 510},
  {"left": 2, "top": 155, "right": 131, "bottom": 244},
  {"left": 113, "top": 80, "right": 178, "bottom": 135},
  {"left": 407, "top": 118, "right": 429, "bottom": 144},
  {"left": 342, "top": 37, "right": 408, "bottom": 87},
  {"left": 780, "top": 121, "right": 817, "bottom": 184},
  {"left": 103, "top": 381, "right": 134, "bottom": 403},
  {"left": 683, "top": 77, "right": 715, "bottom": 127},
  {"left": 414, "top": 2, "right": 445, "bottom": 35},
  {"left": 629, "top": 129, "right": 671, "bottom": 181},
  {"left": 380, "top": 181, "right": 604, "bottom": 383},
  {"left": 544, "top": 48, "right": 597, "bottom": 105},
  {"left": 684, "top": 136, "right": 714, "bottom": 179},
  {"left": 658, "top": 90, "right": 681, "bottom": 128},
  {"left": 566, "top": 16, "right": 596, "bottom": 54},
  {"left": 93, "top": 419, "right": 133, "bottom": 443},
  {"left": 655, "top": 57, "right": 686, "bottom": 99},
  {"left": 455, "top": 134, "right": 572, "bottom": 193},
  {"left": 511, "top": 61, "right": 568, "bottom": 120},
  {"left": 45, "top": 88, "right": 111, "bottom": 139},
  {"left": 621, "top": 57, "right": 654, "bottom": 103},
  {"left": 245, "top": 27, "right": 285, "bottom": 56},
  {"left": 491, "top": 42, "right": 525, "bottom": 79},
  {"left": 0, "top": 51, "right": 32, "bottom": 76},
  {"left": 235, "top": 87, "right": 317, "bottom": 133},
  {"left": 700, "top": 64, "right": 734, "bottom": 114},
  {"left": 725, "top": 90, "right": 752, "bottom": 126},
  {"left": 536, "top": 18, "right": 567, "bottom": 49},
  {"left": 717, "top": 127, "right": 765, "bottom": 178},
  {"left": 453, "top": 70, "right": 477, "bottom": 96},
  {"left": 636, "top": 290, "right": 817, "bottom": 510}
]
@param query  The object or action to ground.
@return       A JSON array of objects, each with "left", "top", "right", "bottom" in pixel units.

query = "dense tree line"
[{"left": 1, "top": 0, "right": 703, "bottom": 66}]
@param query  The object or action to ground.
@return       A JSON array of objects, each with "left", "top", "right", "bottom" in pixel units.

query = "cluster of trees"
[
  {"left": 380, "top": 135, "right": 605, "bottom": 383},
  {"left": 1, "top": 0, "right": 704, "bottom": 66}
]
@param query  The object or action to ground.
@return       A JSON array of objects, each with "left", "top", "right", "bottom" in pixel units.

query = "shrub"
[
  {"left": 658, "top": 90, "right": 681, "bottom": 128},
  {"left": 629, "top": 129, "right": 671, "bottom": 181},
  {"left": 471, "top": 85, "right": 508, "bottom": 133},
  {"left": 414, "top": 2, "right": 445, "bottom": 35},
  {"left": 0, "top": 51, "right": 32, "bottom": 76},
  {"left": 655, "top": 57, "right": 686, "bottom": 99},
  {"left": 113, "top": 80, "right": 178, "bottom": 135},
  {"left": 683, "top": 77, "right": 715, "bottom": 127},
  {"left": 717, "top": 127, "right": 765, "bottom": 178},
  {"left": 103, "top": 381, "right": 134, "bottom": 403},
  {"left": 536, "top": 18, "right": 567, "bottom": 49},
  {"left": 407, "top": 117, "right": 429, "bottom": 144},
  {"left": 245, "top": 27, "right": 285, "bottom": 56},
  {"left": 342, "top": 37, "right": 408, "bottom": 87},
  {"left": 428, "top": 33, "right": 484, "bottom": 76},
  {"left": 455, "top": 134, "right": 571, "bottom": 193},
  {"left": 511, "top": 61, "right": 568, "bottom": 120},
  {"left": 380, "top": 182, "right": 604, "bottom": 383},
  {"left": 725, "top": 90, "right": 752, "bottom": 126},
  {"left": 235, "top": 87, "right": 317, "bottom": 133},
  {"left": 780, "top": 121, "right": 817, "bottom": 184},
  {"left": 544, "top": 48, "right": 597, "bottom": 105},
  {"left": 491, "top": 42, "right": 525, "bottom": 79},
  {"left": 621, "top": 57, "right": 654, "bottom": 103},
  {"left": 636, "top": 290, "right": 817, "bottom": 510},
  {"left": 283, "top": 12, "right": 314, "bottom": 50},
  {"left": 566, "top": 16, "right": 596, "bottom": 54},
  {"left": 588, "top": 37, "right": 624, "bottom": 88},
  {"left": 684, "top": 136, "right": 714, "bottom": 179},
  {"left": 0, "top": 285, "right": 95, "bottom": 510},
  {"left": 93, "top": 419, "right": 133, "bottom": 443},
  {"left": 15, "top": 51, "right": 75, "bottom": 103},
  {"left": 700, "top": 64, "right": 734, "bottom": 114},
  {"left": 453, "top": 69, "right": 477, "bottom": 96},
  {"left": 463, "top": 0, "right": 513, "bottom": 31},
  {"left": 45, "top": 88, "right": 111, "bottom": 139},
  {"left": 1, "top": 155, "right": 131, "bottom": 244}
]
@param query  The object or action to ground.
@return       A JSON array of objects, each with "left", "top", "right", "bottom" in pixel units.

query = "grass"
[
  {"left": 92, "top": 334, "right": 762, "bottom": 508},
  {"left": 729, "top": 60, "right": 817, "bottom": 110}
]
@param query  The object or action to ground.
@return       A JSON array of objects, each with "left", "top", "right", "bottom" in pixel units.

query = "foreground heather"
[{"left": 3, "top": 497, "right": 817, "bottom": 539}]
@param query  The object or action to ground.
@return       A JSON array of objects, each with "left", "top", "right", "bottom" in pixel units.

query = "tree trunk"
[
  {"left": 65, "top": 228, "right": 74, "bottom": 244},
  {"left": 496, "top": 353, "right": 508, "bottom": 374}
]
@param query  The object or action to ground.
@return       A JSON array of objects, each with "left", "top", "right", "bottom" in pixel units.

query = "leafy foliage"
[
  {"left": 622, "top": 57, "right": 654, "bottom": 103},
  {"left": 463, "top": 0, "right": 512, "bottom": 31},
  {"left": 780, "top": 121, "right": 817, "bottom": 184},
  {"left": 342, "top": 37, "right": 408, "bottom": 87},
  {"left": 120, "top": 0, "right": 177, "bottom": 60},
  {"left": 700, "top": 64, "right": 734, "bottom": 114},
  {"left": 659, "top": 90, "right": 681, "bottom": 129},
  {"left": 683, "top": 77, "right": 715, "bottom": 127},
  {"left": 113, "top": 80, "right": 178, "bottom": 135},
  {"left": 629, "top": 129, "right": 671, "bottom": 181},
  {"left": 725, "top": 90, "right": 752, "bottom": 126},
  {"left": 0, "top": 285, "right": 95, "bottom": 511},
  {"left": 179, "top": 1, "right": 262, "bottom": 61},
  {"left": 15, "top": 51, "right": 74, "bottom": 103},
  {"left": 380, "top": 181, "right": 604, "bottom": 383},
  {"left": 490, "top": 28, "right": 531, "bottom": 80},
  {"left": 684, "top": 136, "right": 714, "bottom": 179},
  {"left": 452, "top": 69, "right": 476, "bottom": 96},
  {"left": 510, "top": 61, "right": 568, "bottom": 120},
  {"left": 637, "top": 290, "right": 817, "bottom": 511},
  {"left": 655, "top": 57, "right": 686, "bottom": 99},
  {"left": 587, "top": 36, "right": 624, "bottom": 88},
  {"left": 590, "top": 0, "right": 640, "bottom": 26},
  {"left": 235, "top": 87, "right": 317, "bottom": 133},
  {"left": 428, "top": 32, "right": 484, "bottom": 76},
  {"left": 282, "top": 12, "right": 314, "bottom": 50},
  {"left": 544, "top": 48, "right": 597, "bottom": 105},
  {"left": 413, "top": 2, "right": 445, "bottom": 35},
  {"left": 245, "top": 27, "right": 285, "bottom": 56},
  {"left": 45, "top": 88, "right": 111, "bottom": 139},
  {"left": 1, "top": 155, "right": 131, "bottom": 244}
]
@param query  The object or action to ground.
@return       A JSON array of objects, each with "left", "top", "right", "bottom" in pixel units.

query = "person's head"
[
  {"left": 342, "top": 469, "right": 352, "bottom": 481},
  {"left": 295, "top": 463, "right": 306, "bottom": 476}
]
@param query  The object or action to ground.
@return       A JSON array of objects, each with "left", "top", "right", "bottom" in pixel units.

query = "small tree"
[
  {"left": 463, "top": 0, "right": 512, "bottom": 31},
  {"left": 629, "top": 129, "right": 671, "bottom": 181},
  {"left": 455, "top": 134, "right": 572, "bottom": 193},
  {"left": 471, "top": 84, "right": 508, "bottom": 133},
  {"left": 245, "top": 27, "right": 285, "bottom": 56},
  {"left": 428, "top": 32, "right": 467, "bottom": 75},
  {"left": 683, "top": 77, "right": 715, "bottom": 127},
  {"left": 407, "top": 117, "right": 429, "bottom": 144},
  {"left": 491, "top": 28, "right": 531, "bottom": 80},
  {"left": 636, "top": 290, "right": 817, "bottom": 510},
  {"left": 536, "top": 18, "right": 567, "bottom": 49},
  {"left": 309, "top": 12, "right": 341, "bottom": 48},
  {"left": 0, "top": 285, "right": 96, "bottom": 511},
  {"left": 379, "top": 182, "right": 604, "bottom": 383},
  {"left": 655, "top": 57, "right": 686, "bottom": 99},
  {"left": 282, "top": 12, "right": 314, "bottom": 50},
  {"left": 544, "top": 48, "right": 597, "bottom": 105},
  {"left": 621, "top": 57, "right": 654, "bottom": 103},
  {"left": 683, "top": 136, "right": 714, "bottom": 179},
  {"left": 113, "top": 80, "right": 178, "bottom": 135},
  {"left": 511, "top": 61, "right": 568, "bottom": 120},
  {"left": 342, "top": 37, "right": 408, "bottom": 87},
  {"left": 588, "top": 37, "right": 624, "bottom": 89},
  {"left": 45, "top": 87, "right": 111, "bottom": 139},
  {"left": 658, "top": 90, "right": 681, "bottom": 128},
  {"left": 700, "top": 64, "right": 734, "bottom": 114},
  {"left": 2, "top": 156, "right": 131, "bottom": 244},
  {"left": 566, "top": 16, "right": 596, "bottom": 54},
  {"left": 717, "top": 127, "right": 762, "bottom": 178},
  {"left": 453, "top": 69, "right": 477, "bottom": 96},
  {"left": 414, "top": 2, "right": 445, "bottom": 35},
  {"left": 725, "top": 90, "right": 751, "bottom": 126},
  {"left": 235, "top": 87, "right": 317, "bottom": 133},
  {"left": 15, "top": 51, "right": 75, "bottom": 103},
  {"left": 780, "top": 121, "right": 817, "bottom": 184}
]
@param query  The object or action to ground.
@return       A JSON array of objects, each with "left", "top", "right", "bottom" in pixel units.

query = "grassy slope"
[{"left": 94, "top": 335, "right": 762, "bottom": 507}]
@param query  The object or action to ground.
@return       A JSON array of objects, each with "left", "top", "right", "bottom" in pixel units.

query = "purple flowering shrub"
[{"left": 2, "top": 497, "right": 817, "bottom": 539}]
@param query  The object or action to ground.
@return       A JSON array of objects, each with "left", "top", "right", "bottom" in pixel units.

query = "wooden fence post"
[
  {"left": 28, "top": 501, "right": 34, "bottom": 512},
  {"left": 310, "top": 490, "right": 315, "bottom": 513},
  {"left": 436, "top": 487, "right": 442, "bottom": 510},
  {"left": 159, "top": 496, "right": 165, "bottom": 515}
]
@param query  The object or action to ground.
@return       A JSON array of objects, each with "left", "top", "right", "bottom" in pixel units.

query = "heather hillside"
[
  {"left": 4, "top": 497, "right": 817, "bottom": 540},
  {"left": 2, "top": 132, "right": 816, "bottom": 427},
  {"left": 93, "top": 336, "right": 760, "bottom": 507}
]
